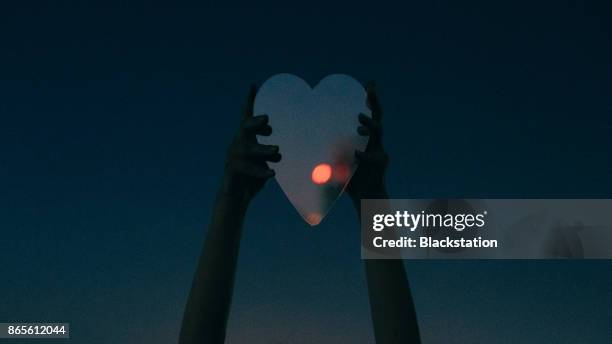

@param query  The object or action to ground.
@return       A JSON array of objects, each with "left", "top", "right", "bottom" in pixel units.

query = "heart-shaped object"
[{"left": 254, "top": 74, "right": 370, "bottom": 226}]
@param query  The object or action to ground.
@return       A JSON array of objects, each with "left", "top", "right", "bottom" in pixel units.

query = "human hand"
[
  {"left": 346, "top": 83, "right": 389, "bottom": 205},
  {"left": 221, "top": 85, "right": 282, "bottom": 204}
]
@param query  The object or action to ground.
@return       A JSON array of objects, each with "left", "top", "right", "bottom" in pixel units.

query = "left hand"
[{"left": 221, "top": 85, "right": 281, "bottom": 204}]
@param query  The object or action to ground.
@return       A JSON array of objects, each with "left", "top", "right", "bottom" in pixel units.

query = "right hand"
[
  {"left": 346, "top": 83, "right": 389, "bottom": 204},
  {"left": 221, "top": 85, "right": 281, "bottom": 203}
]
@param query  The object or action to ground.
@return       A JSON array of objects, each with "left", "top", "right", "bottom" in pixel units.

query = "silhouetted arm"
[
  {"left": 347, "top": 83, "right": 421, "bottom": 344},
  {"left": 179, "top": 86, "right": 281, "bottom": 344}
]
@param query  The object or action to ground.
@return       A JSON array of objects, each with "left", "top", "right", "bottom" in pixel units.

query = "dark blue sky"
[{"left": 1, "top": 2, "right": 611, "bottom": 343}]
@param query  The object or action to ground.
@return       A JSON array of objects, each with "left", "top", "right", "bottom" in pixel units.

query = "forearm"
[
  {"left": 364, "top": 259, "right": 420, "bottom": 344},
  {"left": 179, "top": 188, "right": 249, "bottom": 344},
  {"left": 353, "top": 190, "right": 421, "bottom": 344}
]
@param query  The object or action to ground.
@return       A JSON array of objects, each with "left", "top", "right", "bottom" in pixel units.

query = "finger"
[
  {"left": 245, "top": 144, "right": 281, "bottom": 161},
  {"left": 366, "top": 81, "right": 382, "bottom": 122},
  {"left": 355, "top": 150, "right": 388, "bottom": 165},
  {"left": 266, "top": 152, "right": 282, "bottom": 162},
  {"left": 234, "top": 160, "right": 275, "bottom": 178},
  {"left": 359, "top": 113, "right": 382, "bottom": 137},
  {"left": 258, "top": 124, "right": 272, "bottom": 136},
  {"left": 242, "top": 115, "right": 269, "bottom": 134},
  {"left": 243, "top": 84, "right": 258, "bottom": 119}
]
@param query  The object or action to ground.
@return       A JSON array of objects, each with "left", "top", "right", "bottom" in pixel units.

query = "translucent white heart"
[{"left": 255, "top": 74, "right": 370, "bottom": 226}]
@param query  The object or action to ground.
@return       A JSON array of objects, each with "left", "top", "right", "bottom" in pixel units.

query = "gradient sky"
[{"left": 1, "top": 2, "right": 611, "bottom": 343}]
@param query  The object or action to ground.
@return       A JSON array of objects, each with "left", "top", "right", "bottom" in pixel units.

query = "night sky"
[{"left": 1, "top": 2, "right": 611, "bottom": 343}]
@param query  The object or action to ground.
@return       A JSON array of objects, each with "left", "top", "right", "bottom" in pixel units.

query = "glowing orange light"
[
  {"left": 311, "top": 163, "right": 332, "bottom": 184},
  {"left": 333, "top": 163, "right": 350, "bottom": 183},
  {"left": 305, "top": 212, "right": 322, "bottom": 226}
]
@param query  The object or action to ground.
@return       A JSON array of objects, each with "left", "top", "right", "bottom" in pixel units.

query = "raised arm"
[
  {"left": 346, "top": 83, "right": 421, "bottom": 344},
  {"left": 179, "top": 86, "right": 281, "bottom": 344}
]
